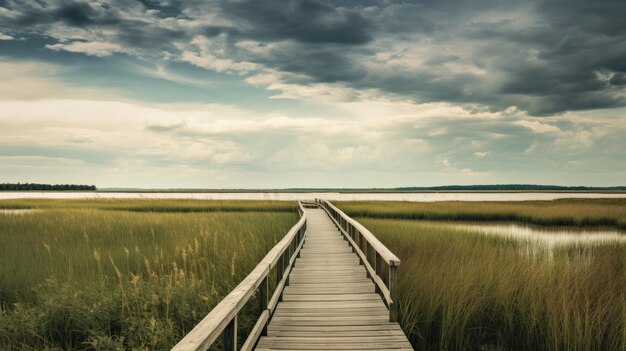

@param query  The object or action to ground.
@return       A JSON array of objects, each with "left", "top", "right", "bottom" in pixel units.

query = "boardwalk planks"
[
  {"left": 172, "top": 201, "right": 411, "bottom": 351},
  {"left": 255, "top": 207, "right": 412, "bottom": 350}
]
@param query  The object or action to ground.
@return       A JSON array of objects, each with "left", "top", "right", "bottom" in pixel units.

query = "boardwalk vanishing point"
[{"left": 173, "top": 200, "right": 412, "bottom": 351}]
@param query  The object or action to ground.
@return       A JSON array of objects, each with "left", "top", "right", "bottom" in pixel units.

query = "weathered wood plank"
[
  {"left": 267, "top": 324, "right": 403, "bottom": 332},
  {"left": 253, "top": 206, "right": 410, "bottom": 351},
  {"left": 256, "top": 349, "right": 413, "bottom": 351},
  {"left": 282, "top": 294, "right": 381, "bottom": 302},
  {"left": 267, "top": 330, "right": 407, "bottom": 337},
  {"left": 318, "top": 200, "right": 401, "bottom": 266},
  {"left": 256, "top": 342, "right": 412, "bottom": 350},
  {"left": 258, "top": 336, "right": 410, "bottom": 344}
]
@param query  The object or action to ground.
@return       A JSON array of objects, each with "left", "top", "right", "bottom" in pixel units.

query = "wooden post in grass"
[
  {"left": 365, "top": 242, "right": 371, "bottom": 278},
  {"left": 375, "top": 253, "right": 382, "bottom": 295},
  {"left": 277, "top": 252, "right": 284, "bottom": 302},
  {"left": 389, "top": 265, "right": 398, "bottom": 322},
  {"left": 259, "top": 276, "right": 268, "bottom": 336},
  {"left": 223, "top": 316, "right": 237, "bottom": 351}
]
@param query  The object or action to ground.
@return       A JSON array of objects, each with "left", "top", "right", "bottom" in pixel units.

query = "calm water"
[
  {"left": 0, "top": 209, "right": 37, "bottom": 215},
  {"left": 0, "top": 192, "right": 625, "bottom": 201},
  {"left": 450, "top": 222, "right": 625, "bottom": 255}
]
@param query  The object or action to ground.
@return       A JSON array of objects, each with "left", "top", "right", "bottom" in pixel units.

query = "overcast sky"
[{"left": 1, "top": 0, "right": 625, "bottom": 188}]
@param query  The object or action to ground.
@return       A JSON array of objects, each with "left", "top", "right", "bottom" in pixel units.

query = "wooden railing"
[
  {"left": 317, "top": 199, "right": 401, "bottom": 322},
  {"left": 172, "top": 202, "right": 308, "bottom": 351}
]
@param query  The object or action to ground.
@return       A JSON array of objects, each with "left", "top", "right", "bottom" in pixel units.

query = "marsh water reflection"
[
  {"left": 450, "top": 222, "right": 626, "bottom": 255},
  {"left": 0, "top": 209, "right": 37, "bottom": 215}
]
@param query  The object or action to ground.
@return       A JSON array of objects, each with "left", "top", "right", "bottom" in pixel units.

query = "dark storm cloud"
[
  {"left": 6, "top": 1, "right": 122, "bottom": 26},
  {"left": 220, "top": 0, "right": 373, "bottom": 44},
  {"left": 135, "top": 0, "right": 187, "bottom": 19},
  {"left": 255, "top": 44, "right": 368, "bottom": 83},
  {"left": 1, "top": 0, "right": 626, "bottom": 115}
]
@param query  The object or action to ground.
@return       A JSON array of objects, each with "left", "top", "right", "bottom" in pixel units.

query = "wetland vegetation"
[
  {"left": 336, "top": 200, "right": 626, "bottom": 351},
  {"left": 0, "top": 200, "right": 298, "bottom": 350},
  {"left": 1, "top": 198, "right": 624, "bottom": 350},
  {"left": 337, "top": 199, "right": 626, "bottom": 230}
]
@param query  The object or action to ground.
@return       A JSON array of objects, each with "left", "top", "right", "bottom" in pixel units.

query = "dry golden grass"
[
  {"left": 0, "top": 200, "right": 298, "bottom": 350},
  {"left": 337, "top": 198, "right": 626, "bottom": 229},
  {"left": 350, "top": 216, "right": 626, "bottom": 351}
]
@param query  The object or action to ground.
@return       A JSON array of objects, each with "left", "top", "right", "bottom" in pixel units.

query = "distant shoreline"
[
  {"left": 2, "top": 191, "right": 626, "bottom": 202},
  {"left": 1, "top": 189, "right": 626, "bottom": 194},
  {"left": 100, "top": 189, "right": 626, "bottom": 194}
]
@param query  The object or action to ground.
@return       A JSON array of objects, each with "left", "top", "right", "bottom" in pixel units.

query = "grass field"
[
  {"left": 0, "top": 198, "right": 296, "bottom": 213},
  {"left": 337, "top": 199, "right": 626, "bottom": 230},
  {"left": 0, "top": 200, "right": 298, "bottom": 350},
  {"left": 336, "top": 200, "right": 626, "bottom": 351},
  {"left": 3, "top": 198, "right": 624, "bottom": 350}
]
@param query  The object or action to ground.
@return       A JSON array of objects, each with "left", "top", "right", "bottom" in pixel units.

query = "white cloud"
[
  {"left": 0, "top": 32, "right": 14, "bottom": 40},
  {"left": 0, "top": 58, "right": 624, "bottom": 187},
  {"left": 179, "top": 36, "right": 258, "bottom": 74},
  {"left": 0, "top": 60, "right": 117, "bottom": 101},
  {"left": 513, "top": 120, "right": 561, "bottom": 133},
  {"left": 181, "top": 51, "right": 258, "bottom": 73},
  {"left": 46, "top": 41, "right": 128, "bottom": 57}
]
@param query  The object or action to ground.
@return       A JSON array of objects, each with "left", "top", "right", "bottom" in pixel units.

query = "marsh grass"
[
  {"left": 357, "top": 218, "right": 626, "bottom": 351},
  {"left": 0, "top": 201, "right": 297, "bottom": 350},
  {"left": 0, "top": 199, "right": 296, "bottom": 213},
  {"left": 337, "top": 199, "right": 626, "bottom": 230}
]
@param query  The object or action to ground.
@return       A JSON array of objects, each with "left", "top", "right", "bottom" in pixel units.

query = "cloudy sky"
[{"left": 1, "top": 0, "right": 625, "bottom": 188}]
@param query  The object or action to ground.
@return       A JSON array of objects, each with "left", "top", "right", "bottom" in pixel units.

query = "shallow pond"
[
  {"left": 449, "top": 222, "right": 626, "bottom": 256},
  {"left": 0, "top": 209, "right": 37, "bottom": 215}
]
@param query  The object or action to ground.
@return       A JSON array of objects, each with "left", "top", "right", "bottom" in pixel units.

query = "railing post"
[
  {"left": 349, "top": 227, "right": 355, "bottom": 251},
  {"left": 259, "top": 276, "right": 268, "bottom": 335},
  {"left": 223, "top": 315, "right": 237, "bottom": 351},
  {"left": 365, "top": 242, "right": 371, "bottom": 278},
  {"left": 277, "top": 252, "right": 284, "bottom": 302},
  {"left": 389, "top": 265, "right": 398, "bottom": 322},
  {"left": 356, "top": 233, "right": 364, "bottom": 266},
  {"left": 297, "top": 226, "right": 303, "bottom": 258},
  {"left": 289, "top": 238, "right": 293, "bottom": 261},
  {"left": 283, "top": 250, "right": 290, "bottom": 288},
  {"left": 375, "top": 253, "right": 382, "bottom": 295},
  {"left": 362, "top": 234, "right": 366, "bottom": 255},
  {"left": 346, "top": 227, "right": 355, "bottom": 248}
]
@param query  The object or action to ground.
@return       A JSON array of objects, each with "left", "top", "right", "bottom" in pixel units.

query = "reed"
[
  {"left": 337, "top": 199, "right": 626, "bottom": 230},
  {"left": 0, "top": 201, "right": 298, "bottom": 350},
  {"left": 0, "top": 198, "right": 296, "bottom": 213},
  {"left": 356, "top": 218, "right": 626, "bottom": 351}
]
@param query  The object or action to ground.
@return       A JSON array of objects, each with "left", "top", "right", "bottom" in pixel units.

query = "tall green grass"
[
  {"left": 358, "top": 218, "right": 626, "bottom": 351},
  {"left": 0, "top": 199, "right": 296, "bottom": 213},
  {"left": 338, "top": 199, "right": 626, "bottom": 230},
  {"left": 0, "top": 201, "right": 297, "bottom": 350}
]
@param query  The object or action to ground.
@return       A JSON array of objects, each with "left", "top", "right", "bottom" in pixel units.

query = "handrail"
[
  {"left": 317, "top": 199, "right": 400, "bottom": 322},
  {"left": 172, "top": 201, "right": 308, "bottom": 351}
]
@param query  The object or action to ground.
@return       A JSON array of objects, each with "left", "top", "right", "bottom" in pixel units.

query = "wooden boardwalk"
[
  {"left": 172, "top": 200, "right": 411, "bottom": 351},
  {"left": 256, "top": 207, "right": 412, "bottom": 350}
]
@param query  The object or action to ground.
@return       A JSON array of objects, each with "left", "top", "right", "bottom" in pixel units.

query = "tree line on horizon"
[
  {"left": 395, "top": 184, "right": 626, "bottom": 191},
  {"left": 0, "top": 183, "right": 97, "bottom": 191},
  {"left": 288, "top": 184, "right": 626, "bottom": 191}
]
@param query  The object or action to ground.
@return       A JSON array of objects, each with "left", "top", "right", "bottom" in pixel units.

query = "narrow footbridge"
[{"left": 172, "top": 200, "right": 412, "bottom": 351}]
